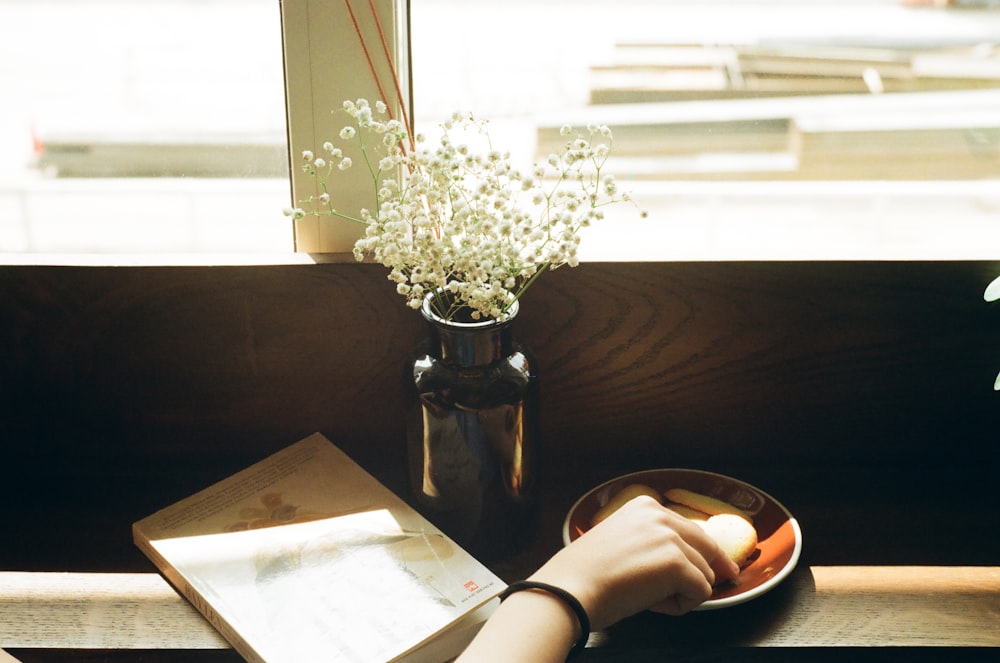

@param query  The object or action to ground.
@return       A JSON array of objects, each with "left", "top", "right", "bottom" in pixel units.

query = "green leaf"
[
  {"left": 995, "top": 370, "right": 1000, "bottom": 391},
  {"left": 985, "top": 276, "right": 1000, "bottom": 302}
]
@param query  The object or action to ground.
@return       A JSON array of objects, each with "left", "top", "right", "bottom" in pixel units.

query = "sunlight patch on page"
[{"left": 152, "top": 509, "right": 468, "bottom": 662}]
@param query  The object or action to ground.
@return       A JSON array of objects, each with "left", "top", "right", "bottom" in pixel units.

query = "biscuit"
[
  {"left": 590, "top": 483, "right": 661, "bottom": 527},
  {"left": 665, "top": 503, "right": 709, "bottom": 522},
  {"left": 699, "top": 513, "right": 758, "bottom": 566},
  {"left": 664, "top": 487, "right": 752, "bottom": 522}
]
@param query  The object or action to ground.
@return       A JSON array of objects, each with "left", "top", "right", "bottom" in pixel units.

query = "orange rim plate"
[{"left": 562, "top": 468, "right": 803, "bottom": 610}]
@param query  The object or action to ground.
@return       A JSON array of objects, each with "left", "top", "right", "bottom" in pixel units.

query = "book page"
[
  {"left": 153, "top": 509, "right": 499, "bottom": 661},
  {"left": 134, "top": 433, "right": 504, "bottom": 663}
]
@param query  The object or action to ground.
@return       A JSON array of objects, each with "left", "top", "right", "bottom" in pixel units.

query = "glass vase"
[{"left": 406, "top": 292, "right": 539, "bottom": 561}]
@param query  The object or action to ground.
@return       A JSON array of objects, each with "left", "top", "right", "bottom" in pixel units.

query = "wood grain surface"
[
  {"left": 3, "top": 260, "right": 996, "bottom": 464},
  {"left": 1, "top": 260, "right": 998, "bottom": 658},
  {"left": 3, "top": 566, "right": 997, "bottom": 657}
]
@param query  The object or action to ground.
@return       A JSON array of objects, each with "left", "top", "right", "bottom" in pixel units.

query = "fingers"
[
  {"left": 650, "top": 550, "right": 716, "bottom": 616},
  {"left": 644, "top": 501, "right": 742, "bottom": 614},
  {"left": 711, "top": 551, "right": 742, "bottom": 584},
  {"left": 670, "top": 525, "right": 718, "bottom": 586},
  {"left": 656, "top": 506, "right": 740, "bottom": 583},
  {"left": 546, "top": 495, "right": 746, "bottom": 624}
]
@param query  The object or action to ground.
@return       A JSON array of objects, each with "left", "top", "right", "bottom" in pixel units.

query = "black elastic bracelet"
[{"left": 499, "top": 580, "right": 590, "bottom": 658}]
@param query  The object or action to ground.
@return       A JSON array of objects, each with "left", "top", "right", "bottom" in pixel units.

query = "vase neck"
[
  {"left": 426, "top": 318, "right": 515, "bottom": 366},
  {"left": 421, "top": 295, "right": 518, "bottom": 367}
]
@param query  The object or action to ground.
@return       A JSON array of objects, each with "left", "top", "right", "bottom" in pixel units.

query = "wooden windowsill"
[{"left": 2, "top": 566, "right": 998, "bottom": 654}]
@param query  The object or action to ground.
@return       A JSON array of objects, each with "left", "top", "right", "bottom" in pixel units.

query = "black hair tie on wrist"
[{"left": 499, "top": 580, "right": 591, "bottom": 658}]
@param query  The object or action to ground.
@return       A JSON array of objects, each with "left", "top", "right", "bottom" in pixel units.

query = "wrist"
[
  {"left": 499, "top": 580, "right": 591, "bottom": 657},
  {"left": 528, "top": 557, "right": 603, "bottom": 630}
]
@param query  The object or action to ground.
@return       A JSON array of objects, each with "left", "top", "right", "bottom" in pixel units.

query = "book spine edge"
[{"left": 133, "top": 526, "right": 267, "bottom": 663}]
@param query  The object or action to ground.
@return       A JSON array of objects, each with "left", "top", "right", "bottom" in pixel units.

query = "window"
[
  {"left": 400, "top": 0, "right": 1000, "bottom": 259},
  {"left": 0, "top": 0, "right": 292, "bottom": 257},
  {"left": 4, "top": 0, "right": 999, "bottom": 260}
]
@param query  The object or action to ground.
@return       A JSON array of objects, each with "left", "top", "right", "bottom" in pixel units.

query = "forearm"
[
  {"left": 456, "top": 497, "right": 739, "bottom": 660},
  {"left": 456, "top": 588, "right": 580, "bottom": 663}
]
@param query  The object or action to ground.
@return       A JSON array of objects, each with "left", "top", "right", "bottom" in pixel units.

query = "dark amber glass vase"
[{"left": 406, "top": 292, "right": 539, "bottom": 561}]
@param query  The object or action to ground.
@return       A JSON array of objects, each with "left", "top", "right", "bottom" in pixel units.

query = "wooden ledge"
[
  {"left": 740, "top": 565, "right": 1000, "bottom": 647},
  {"left": 3, "top": 567, "right": 998, "bottom": 653},
  {"left": 0, "top": 572, "right": 225, "bottom": 650}
]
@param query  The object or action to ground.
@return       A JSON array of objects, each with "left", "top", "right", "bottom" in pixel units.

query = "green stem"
[{"left": 511, "top": 262, "right": 550, "bottom": 304}]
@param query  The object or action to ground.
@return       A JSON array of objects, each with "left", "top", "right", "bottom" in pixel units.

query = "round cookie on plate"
[{"left": 700, "top": 513, "right": 759, "bottom": 567}]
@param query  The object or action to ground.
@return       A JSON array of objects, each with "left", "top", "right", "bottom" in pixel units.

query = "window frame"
[{"left": 281, "top": 0, "right": 411, "bottom": 255}]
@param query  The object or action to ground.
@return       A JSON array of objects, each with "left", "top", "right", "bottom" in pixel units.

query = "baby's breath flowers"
[{"left": 287, "top": 98, "right": 643, "bottom": 322}]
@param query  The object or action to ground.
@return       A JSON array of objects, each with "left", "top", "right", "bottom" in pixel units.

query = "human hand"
[{"left": 529, "top": 494, "right": 740, "bottom": 630}]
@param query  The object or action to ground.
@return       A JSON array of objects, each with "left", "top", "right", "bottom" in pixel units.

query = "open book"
[{"left": 133, "top": 433, "right": 505, "bottom": 663}]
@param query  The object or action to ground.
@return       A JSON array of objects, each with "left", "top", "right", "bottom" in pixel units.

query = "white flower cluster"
[{"left": 288, "top": 99, "right": 642, "bottom": 322}]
